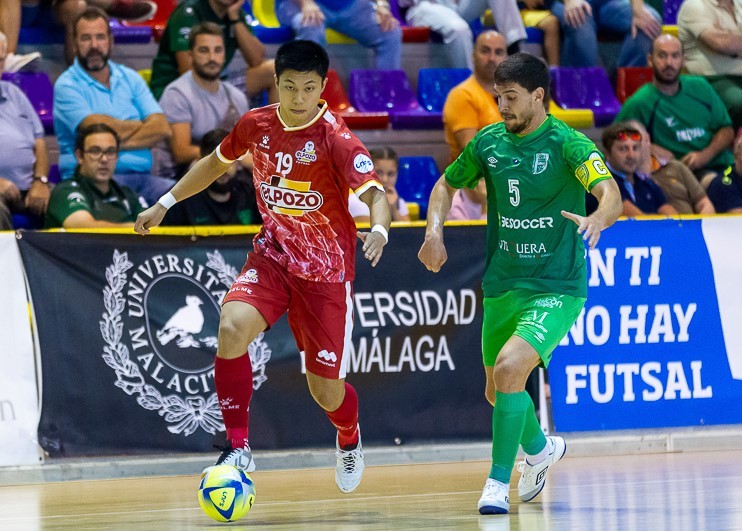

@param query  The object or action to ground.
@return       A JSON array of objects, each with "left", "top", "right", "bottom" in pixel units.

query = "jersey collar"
[{"left": 276, "top": 100, "right": 329, "bottom": 131}]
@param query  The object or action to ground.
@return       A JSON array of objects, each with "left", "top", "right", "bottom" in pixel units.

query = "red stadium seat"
[
  {"left": 122, "top": 0, "right": 177, "bottom": 42},
  {"left": 321, "top": 69, "right": 389, "bottom": 130},
  {"left": 616, "top": 67, "right": 653, "bottom": 104}
]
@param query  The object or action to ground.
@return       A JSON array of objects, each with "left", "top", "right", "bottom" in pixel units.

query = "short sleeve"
[
  {"left": 126, "top": 69, "right": 163, "bottom": 119},
  {"left": 563, "top": 131, "right": 612, "bottom": 191},
  {"left": 330, "top": 128, "right": 383, "bottom": 196},
  {"left": 443, "top": 87, "right": 480, "bottom": 133},
  {"left": 165, "top": 8, "right": 197, "bottom": 53},
  {"left": 217, "top": 112, "right": 255, "bottom": 162},
  {"left": 677, "top": 0, "right": 710, "bottom": 39},
  {"left": 53, "top": 77, "right": 93, "bottom": 135},
  {"left": 160, "top": 86, "right": 192, "bottom": 124},
  {"left": 444, "top": 132, "right": 485, "bottom": 190},
  {"left": 704, "top": 79, "right": 733, "bottom": 130},
  {"left": 47, "top": 184, "right": 91, "bottom": 225}
]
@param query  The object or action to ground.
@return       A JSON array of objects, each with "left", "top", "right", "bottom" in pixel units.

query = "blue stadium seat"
[
  {"left": 417, "top": 68, "right": 471, "bottom": 113},
  {"left": 396, "top": 156, "right": 440, "bottom": 219}
]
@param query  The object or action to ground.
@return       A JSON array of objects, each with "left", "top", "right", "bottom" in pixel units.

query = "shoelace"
[
  {"left": 340, "top": 449, "right": 361, "bottom": 473},
  {"left": 483, "top": 481, "right": 506, "bottom": 497},
  {"left": 213, "top": 444, "right": 242, "bottom": 465}
]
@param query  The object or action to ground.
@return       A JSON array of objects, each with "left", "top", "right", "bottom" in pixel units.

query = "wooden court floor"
[{"left": 1, "top": 449, "right": 741, "bottom": 530}]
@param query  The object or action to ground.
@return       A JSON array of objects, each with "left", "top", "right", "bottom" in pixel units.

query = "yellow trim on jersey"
[
  {"left": 277, "top": 100, "right": 330, "bottom": 131},
  {"left": 575, "top": 152, "right": 612, "bottom": 191},
  {"left": 353, "top": 179, "right": 384, "bottom": 197}
]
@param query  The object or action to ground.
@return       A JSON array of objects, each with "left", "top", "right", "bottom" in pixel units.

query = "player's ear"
[
  {"left": 274, "top": 73, "right": 279, "bottom": 88},
  {"left": 533, "top": 87, "right": 545, "bottom": 103},
  {"left": 321, "top": 76, "right": 328, "bottom": 93}
]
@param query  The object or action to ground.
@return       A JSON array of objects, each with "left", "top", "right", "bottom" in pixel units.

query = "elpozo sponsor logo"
[
  {"left": 100, "top": 250, "right": 271, "bottom": 436},
  {"left": 295, "top": 141, "right": 317, "bottom": 164},
  {"left": 260, "top": 175, "right": 323, "bottom": 216}
]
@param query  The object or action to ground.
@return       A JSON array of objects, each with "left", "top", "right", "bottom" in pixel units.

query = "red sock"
[
  {"left": 325, "top": 383, "right": 359, "bottom": 449},
  {"left": 215, "top": 354, "right": 253, "bottom": 449}
]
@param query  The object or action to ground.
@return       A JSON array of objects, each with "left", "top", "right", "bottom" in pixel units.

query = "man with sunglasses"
[
  {"left": 46, "top": 123, "right": 146, "bottom": 228},
  {"left": 601, "top": 122, "right": 677, "bottom": 216}
]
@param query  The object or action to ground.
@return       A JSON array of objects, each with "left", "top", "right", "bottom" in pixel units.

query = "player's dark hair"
[
  {"left": 75, "top": 122, "right": 120, "bottom": 152},
  {"left": 369, "top": 147, "right": 398, "bottom": 164},
  {"left": 73, "top": 6, "right": 111, "bottom": 39},
  {"left": 188, "top": 22, "right": 224, "bottom": 50},
  {"left": 602, "top": 122, "right": 642, "bottom": 152},
  {"left": 200, "top": 128, "right": 229, "bottom": 156},
  {"left": 494, "top": 52, "right": 550, "bottom": 102},
  {"left": 274, "top": 40, "right": 329, "bottom": 80}
]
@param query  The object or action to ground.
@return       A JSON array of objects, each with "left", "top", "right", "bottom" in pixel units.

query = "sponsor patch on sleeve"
[{"left": 353, "top": 153, "right": 374, "bottom": 174}]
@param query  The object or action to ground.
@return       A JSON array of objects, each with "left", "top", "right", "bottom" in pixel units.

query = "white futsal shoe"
[
  {"left": 517, "top": 435, "right": 566, "bottom": 502},
  {"left": 478, "top": 478, "right": 510, "bottom": 514},
  {"left": 202, "top": 444, "right": 256, "bottom": 478},
  {"left": 335, "top": 429, "right": 365, "bottom": 493}
]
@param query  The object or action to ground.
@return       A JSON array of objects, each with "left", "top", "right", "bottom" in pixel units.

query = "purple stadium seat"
[
  {"left": 550, "top": 67, "right": 621, "bottom": 127},
  {"left": 1, "top": 72, "right": 54, "bottom": 134},
  {"left": 396, "top": 156, "right": 440, "bottom": 218},
  {"left": 417, "top": 67, "right": 471, "bottom": 113},
  {"left": 349, "top": 70, "right": 442, "bottom": 129},
  {"left": 109, "top": 19, "right": 152, "bottom": 44},
  {"left": 663, "top": 0, "right": 682, "bottom": 24}
]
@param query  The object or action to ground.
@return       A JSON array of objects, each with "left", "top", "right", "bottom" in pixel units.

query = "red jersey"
[{"left": 217, "top": 102, "right": 383, "bottom": 283}]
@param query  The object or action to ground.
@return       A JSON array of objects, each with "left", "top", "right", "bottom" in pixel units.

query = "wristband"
[
  {"left": 157, "top": 192, "right": 177, "bottom": 210},
  {"left": 371, "top": 224, "right": 389, "bottom": 243}
]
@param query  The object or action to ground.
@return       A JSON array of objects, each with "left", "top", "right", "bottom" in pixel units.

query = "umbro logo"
[
  {"left": 536, "top": 466, "right": 549, "bottom": 484},
  {"left": 487, "top": 157, "right": 498, "bottom": 168}
]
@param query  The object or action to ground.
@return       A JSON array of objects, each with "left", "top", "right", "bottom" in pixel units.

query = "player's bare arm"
[
  {"left": 357, "top": 187, "right": 391, "bottom": 267},
  {"left": 418, "top": 175, "right": 456, "bottom": 273},
  {"left": 134, "top": 152, "right": 232, "bottom": 234},
  {"left": 561, "top": 178, "right": 622, "bottom": 249}
]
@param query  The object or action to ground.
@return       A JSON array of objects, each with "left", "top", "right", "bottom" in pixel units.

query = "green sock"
[
  {"left": 520, "top": 395, "right": 547, "bottom": 456},
  {"left": 489, "top": 390, "right": 530, "bottom": 483}
]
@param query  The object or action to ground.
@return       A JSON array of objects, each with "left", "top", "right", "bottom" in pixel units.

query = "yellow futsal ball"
[{"left": 198, "top": 465, "right": 256, "bottom": 522}]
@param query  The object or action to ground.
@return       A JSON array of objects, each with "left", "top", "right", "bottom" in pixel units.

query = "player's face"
[
  {"left": 275, "top": 69, "right": 327, "bottom": 127},
  {"left": 494, "top": 82, "right": 541, "bottom": 134},
  {"left": 76, "top": 132, "right": 118, "bottom": 183},
  {"left": 650, "top": 38, "right": 682, "bottom": 85},
  {"left": 74, "top": 17, "right": 112, "bottom": 72},
  {"left": 609, "top": 137, "right": 642, "bottom": 175},
  {"left": 473, "top": 33, "right": 507, "bottom": 82},
  {"left": 374, "top": 158, "right": 398, "bottom": 190},
  {"left": 191, "top": 34, "right": 225, "bottom": 81}
]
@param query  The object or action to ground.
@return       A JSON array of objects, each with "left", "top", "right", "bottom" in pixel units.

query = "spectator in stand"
[
  {"left": 602, "top": 122, "right": 677, "bottom": 216},
  {"left": 519, "top": 1, "right": 560, "bottom": 66},
  {"left": 398, "top": 0, "right": 527, "bottom": 69},
  {"left": 154, "top": 22, "right": 249, "bottom": 180},
  {"left": 163, "top": 129, "right": 259, "bottom": 225},
  {"left": 22, "top": 0, "right": 156, "bottom": 65},
  {"left": 549, "top": 0, "right": 661, "bottom": 68},
  {"left": 448, "top": 178, "right": 487, "bottom": 220},
  {"left": 275, "top": 0, "right": 402, "bottom": 69},
  {"left": 0, "top": 31, "right": 50, "bottom": 229},
  {"left": 53, "top": 7, "right": 173, "bottom": 206},
  {"left": 443, "top": 30, "right": 506, "bottom": 163},
  {"left": 677, "top": 0, "right": 742, "bottom": 130},
  {"left": 626, "top": 119, "right": 716, "bottom": 214},
  {"left": 0, "top": 0, "right": 41, "bottom": 72},
  {"left": 615, "top": 35, "right": 735, "bottom": 187},
  {"left": 349, "top": 147, "right": 409, "bottom": 222},
  {"left": 150, "top": 0, "right": 277, "bottom": 103},
  {"left": 706, "top": 133, "right": 742, "bottom": 213},
  {"left": 46, "top": 123, "right": 146, "bottom": 228}
]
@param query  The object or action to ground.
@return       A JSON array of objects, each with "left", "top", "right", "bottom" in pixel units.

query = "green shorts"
[{"left": 482, "top": 289, "right": 586, "bottom": 368}]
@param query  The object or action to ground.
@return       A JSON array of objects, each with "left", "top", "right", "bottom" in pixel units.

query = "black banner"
[{"left": 18, "top": 226, "right": 490, "bottom": 456}]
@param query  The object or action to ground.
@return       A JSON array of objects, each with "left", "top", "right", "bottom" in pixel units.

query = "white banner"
[{"left": 0, "top": 232, "right": 42, "bottom": 466}]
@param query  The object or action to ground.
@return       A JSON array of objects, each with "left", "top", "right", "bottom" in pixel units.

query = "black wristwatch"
[{"left": 33, "top": 175, "right": 49, "bottom": 184}]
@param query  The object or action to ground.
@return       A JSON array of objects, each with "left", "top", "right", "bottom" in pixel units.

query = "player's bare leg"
[{"left": 307, "top": 373, "right": 365, "bottom": 493}]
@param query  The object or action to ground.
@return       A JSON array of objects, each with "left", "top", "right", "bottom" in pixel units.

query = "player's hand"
[
  {"left": 134, "top": 204, "right": 167, "bottom": 235},
  {"left": 24, "top": 180, "right": 50, "bottom": 216},
  {"left": 418, "top": 233, "right": 447, "bottom": 272},
  {"left": 564, "top": 0, "right": 592, "bottom": 28},
  {"left": 300, "top": 0, "right": 325, "bottom": 27},
  {"left": 357, "top": 230, "right": 386, "bottom": 267},
  {"left": 561, "top": 210, "right": 605, "bottom": 249},
  {"left": 680, "top": 150, "right": 708, "bottom": 170},
  {"left": 631, "top": 4, "right": 661, "bottom": 39}
]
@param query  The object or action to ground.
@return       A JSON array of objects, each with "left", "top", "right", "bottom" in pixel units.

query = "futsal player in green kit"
[{"left": 418, "top": 53, "right": 623, "bottom": 515}]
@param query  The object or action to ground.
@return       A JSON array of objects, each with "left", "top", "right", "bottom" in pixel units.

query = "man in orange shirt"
[{"left": 442, "top": 30, "right": 507, "bottom": 163}]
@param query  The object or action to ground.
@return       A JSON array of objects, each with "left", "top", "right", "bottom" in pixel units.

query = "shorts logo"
[
  {"left": 533, "top": 153, "right": 549, "bottom": 174},
  {"left": 235, "top": 268, "right": 259, "bottom": 284},
  {"left": 534, "top": 296, "right": 563, "bottom": 308},
  {"left": 260, "top": 175, "right": 323, "bottom": 216},
  {"left": 317, "top": 349, "right": 338, "bottom": 366},
  {"left": 295, "top": 141, "right": 317, "bottom": 164},
  {"left": 99, "top": 249, "right": 272, "bottom": 437},
  {"left": 353, "top": 154, "right": 374, "bottom": 173}
]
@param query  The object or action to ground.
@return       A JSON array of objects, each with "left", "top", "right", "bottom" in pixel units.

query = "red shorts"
[{"left": 223, "top": 252, "right": 353, "bottom": 379}]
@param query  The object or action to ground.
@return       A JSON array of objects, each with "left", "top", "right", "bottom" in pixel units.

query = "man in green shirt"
[
  {"left": 46, "top": 124, "right": 145, "bottom": 229},
  {"left": 149, "top": 0, "right": 277, "bottom": 102},
  {"left": 419, "top": 53, "right": 622, "bottom": 515},
  {"left": 615, "top": 34, "right": 735, "bottom": 185}
]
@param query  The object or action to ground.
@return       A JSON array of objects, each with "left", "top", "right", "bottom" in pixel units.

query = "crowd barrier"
[{"left": 1, "top": 217, "right": 741, "bottom": 464}]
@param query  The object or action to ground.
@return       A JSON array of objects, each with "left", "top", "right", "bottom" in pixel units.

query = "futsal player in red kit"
[{"left": 135, "top": 40, "right": 391, "bottom": 493}]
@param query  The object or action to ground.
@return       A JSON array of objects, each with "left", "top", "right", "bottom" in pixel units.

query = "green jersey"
[
  {"left": 445, "top": 115, "right": 611, "bottom": 298},
  {"left": 149, "top": 0, "right": 251, "bottom": 100},
  {"left": 45, "top": 169, "right": 145, "bottom": 228},
  {"left": 615, "top": 76, "right": 733, "bottom": 171}
]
